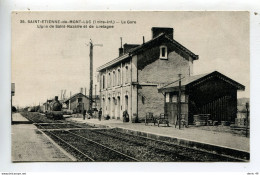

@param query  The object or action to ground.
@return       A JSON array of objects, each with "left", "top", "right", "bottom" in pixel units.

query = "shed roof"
[
  {"left": 64, "top": 93, "right": 100, "bottom": 103},
  {"left": 158, "top": 71, "right": 245, "bottom": 93},
  {"left": 97, "top": 33, "right": 199, "bottom": 72},
  {"left": 64, "top": 93, "right": 88, "bottom": 103}
]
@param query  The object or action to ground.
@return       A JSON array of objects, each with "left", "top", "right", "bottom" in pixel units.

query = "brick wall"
[
  {"left": 137, "top": 85, "right": 164, "bottom": 121},
  {"left": 69, "top": 94, "right": 89, "bottom": 112},
  {"left": 137, "top": 45, "right": 191, "bottom": 84},
  {"left": 136, "top": 44, "right": 192, "bottom": 122}
]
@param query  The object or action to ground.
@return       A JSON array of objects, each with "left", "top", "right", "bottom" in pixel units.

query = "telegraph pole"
[
  {"left": 88, "top": 40, "right": 102, "bottom": 117},
  {"left": 89, "top": 41, "right": 93, "bottom": 117}
]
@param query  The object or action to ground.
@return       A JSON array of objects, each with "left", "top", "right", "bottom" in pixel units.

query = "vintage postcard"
[{"left": 11, "top": 11, "right": 250, "bottom": 162}]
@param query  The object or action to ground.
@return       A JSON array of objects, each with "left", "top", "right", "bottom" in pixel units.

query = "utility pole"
[
  {"left": 178, "top": 74, "right": 182, "bottom": 129},
  {"left": 88, "top": 39, "right": 102, "bottom": 117},
  {"left": 89, "top": 41, "right": 93, "bottom": 117}
]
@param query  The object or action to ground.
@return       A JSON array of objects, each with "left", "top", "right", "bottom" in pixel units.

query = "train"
[{"left": 45, "top": 96, "right": 64, "bottom": 120}]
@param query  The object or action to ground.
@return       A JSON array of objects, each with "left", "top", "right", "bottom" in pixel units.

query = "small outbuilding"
[
  {"left": 158, "top": 71, "right": 245, "bottom": 124},
  {"left": 64, "top": 93, "right": 89, "bottom": 113},
  {"left": 64, "top": 93, "right": 100, "bottom": 113}
]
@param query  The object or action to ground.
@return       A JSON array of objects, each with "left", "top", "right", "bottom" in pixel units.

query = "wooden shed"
[{"left": 158, "top": 71, "right": 245, "bottom": 124}]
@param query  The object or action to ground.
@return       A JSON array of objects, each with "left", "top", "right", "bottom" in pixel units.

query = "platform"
[
  {"left": 12, "top": 112, "right": 31, "bottom": 124},
  {"left": 67, "top": 117, "right": 250, "bottom": 154},
  {"left": 12, "top": 113, "right": 75, "bottom": 162}
]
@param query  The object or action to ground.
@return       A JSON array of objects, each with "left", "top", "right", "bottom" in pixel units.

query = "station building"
[
  {"left": 64, "top": 92, "right": 100, "bottom": 113},
  {"left": 97, "top": 27, "right": 199, "bottom": 122}
]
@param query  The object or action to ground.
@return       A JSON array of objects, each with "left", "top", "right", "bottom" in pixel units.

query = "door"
[
  {"left": 117, "top": 96, "right": 120, "bottom": 119},
  {"left": 166, "top": 103, "right": 177, "bottom": 124},
  {"left": 125, "top": 95, "right": 128, "bottom": 112}
]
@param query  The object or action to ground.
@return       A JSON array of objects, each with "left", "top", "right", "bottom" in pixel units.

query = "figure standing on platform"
[
  {"left": 98, "top": 108, "right": 102, "bottom": 121},
  {"left": 83, "top": 109, "right": 86, "bottom": 120},
  {"left": 123, "top": 110, "right": 129, "bottom": 122}
]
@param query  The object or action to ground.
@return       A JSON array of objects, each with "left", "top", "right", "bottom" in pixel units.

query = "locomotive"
[{"left": 45, "top": 96, "right": 64, "bottom": 120}]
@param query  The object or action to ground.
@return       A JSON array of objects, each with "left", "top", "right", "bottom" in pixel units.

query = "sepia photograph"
[{"left": 11, "top": 11, "right": 250, "bottom": 162}]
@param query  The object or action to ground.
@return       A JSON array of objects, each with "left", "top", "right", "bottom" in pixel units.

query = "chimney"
[
  {"left": 119, "top": 37, "right": 124, "bottom": 56},
  {"left": 151, "top": 27, "right": 174, "bottom": 40},
  {"left": 119, "top": 48, "right": 124, "bottom": 56}
]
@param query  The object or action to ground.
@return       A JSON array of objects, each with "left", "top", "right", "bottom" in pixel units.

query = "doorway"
[
  {"left": 117, "top": 96, "right": 121, "bottom": 119},
  {"left": 125, "top": 95, "right": 128, "bottom": 112}
]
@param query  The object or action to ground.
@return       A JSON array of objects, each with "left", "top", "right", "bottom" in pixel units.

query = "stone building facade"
[{"left": 97, "top": 27, "right": 199, "bottom": 122}]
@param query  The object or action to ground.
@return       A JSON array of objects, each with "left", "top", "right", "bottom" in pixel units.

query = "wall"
[
  {"left": 138, "top": 45, "right": 192, "bottom": 84},
  {"left": 69, "top": 94, "right": 89, "bottom": 113},
  {"left": 98, "top": 40, "right": 195, "bottom": 122},
  {"left": 137, "top": 85, "right": 164, "bottom": 121},
  {"left": 136, "top": 43, "right": 193, "bottom": 122},
  {"left": 99, "top": 58, "right": 133, "bottom": 121},
  {"left": 100, "top": 83, "right": 132, "bottom": 120}
]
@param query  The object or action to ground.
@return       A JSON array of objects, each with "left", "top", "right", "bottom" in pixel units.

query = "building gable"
[
  {"left": 159, "top": 71, "right": 245, "bottom": 93},
  {"left": 137, "top": 40, "right": 192, "bottom": 84},
  {"left": 97, "top": 29, "right": 198, "bottom": 72},
  {"left": 65, "top": 93, "right": 88, "bottom": 104}
]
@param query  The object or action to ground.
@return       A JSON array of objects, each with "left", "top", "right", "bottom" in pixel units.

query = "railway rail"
[
  {"left": 23, "top": 112, "right": 138, "bottom": 161},
  {"left": 22, "top": 112, "right": 247, "bottom": 162}
]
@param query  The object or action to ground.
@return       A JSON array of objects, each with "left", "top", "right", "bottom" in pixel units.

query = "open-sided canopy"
[{"left": 158, "top": 71, "right": 245, "bottom": 93}]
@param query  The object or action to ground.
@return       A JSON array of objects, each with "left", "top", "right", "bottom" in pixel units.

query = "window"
[
  {"left": 108, "top": 73, "right": 111, "bottom": 88},
  {"left": 172, "top": 95, "right": 177, "bottom": 103},
  {"left": 100, "top": 77, "right": 102, "bottom": 90},
  {"left": 118, "top": 69, "right": 121, "bottom": 85},
  {"left": 166, "top": 93, "right": 170, "bottom": 103},
  {"left": 78, "top": 98, "right": 82, "bottom": 103},
  {"left": 162, "top": 47, "right": 166, "bottom": 57},
  {"left": 160, "top": 45, "right": 168, "bottom": 59},
  {"left": 113, "top": 71, "right": 116, "bottom": 87},
  {"left": 102, "top": 75, "right": 105, "bottom": 89},
  {"left": 122, "top": 68, "right": 124, "bottom": 84},
  {"left": 181, "top": 94, "right": 185, "bottom": 102},
  {"left": 125, "top": 66, "right": 128, "bottom": 83}
]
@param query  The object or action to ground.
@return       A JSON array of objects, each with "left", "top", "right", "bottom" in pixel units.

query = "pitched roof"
[
  {"left": 64, "top": 93, "right": 100, "bottom": 103},
  {"left": 97, "top": 33, "right": 198, "bottom": 72},
  {"left": 64, "top": 93, "right": 88, "bottom": 103},
  {"left": 158, "top": 71, "right": 245, "bottom": 93}
]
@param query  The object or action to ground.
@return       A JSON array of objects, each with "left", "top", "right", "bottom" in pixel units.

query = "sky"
[{"left": 12, "top": 11, "right": 250, "bottom": 107}]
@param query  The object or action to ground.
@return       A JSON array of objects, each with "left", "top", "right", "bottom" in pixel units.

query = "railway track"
[
  {"left": 23, "top": 113, "right": 139, "bottom": 162},
  {"left": 90, "top": 129, "right": 246, "bottom": 162},
  {"left": 64, "top": 120, "right": 246, "bottom": 161},
  {"left": 22, "top": 112, "right": 247, "bottom": 162},
  {"left": 71, "top": 127, "right": 245, "bottom": 162}
]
